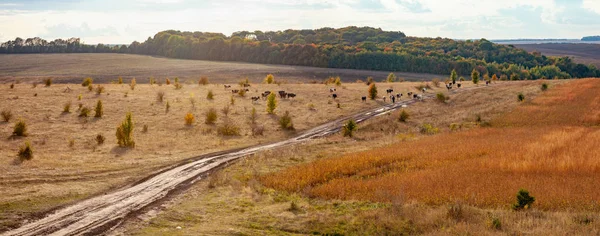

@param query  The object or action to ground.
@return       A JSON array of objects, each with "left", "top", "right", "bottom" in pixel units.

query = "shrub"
[
  {"left": 238, "top": 89, "right": 246, "bottom": 97},
  {"left": 491, "top": 74, "right": 498, "bottom": 82},
  {"left": 1, "top": 110, "right": 13, "bottom": 122},
  {"left": 489, "top": 217, "right": 502, "bottom": 230},
  {"left": 87, "top": 84, "right": 93, "bottom": 92},
  {"left": 174, "top": 82, "right": 182, "bottom": 89},
  {"left": 420, "top": 123, "right": 439, "bottom": 135},
  {"left": 217, "top": 122, "right": 241, "bottom": 136},
  {"left": 166, "top": 78, "right": 171, "bottom": 85},
  {"left": 279, "top": 111, "right": 295, "bottom": 130},
  {"left": 459, "top": 76, "right": 465, "bottom": 82},
  {"left": 149, "top": 77, "right": 156, "bottom": 85},
  {"left": 96, "top": 134, "right": 105, "bottom": 145},
  {"left": 264, "top": 74, "right": 275, "bottom": 84},
  {"left": 471, "top": 69, "right": 480, "bottom": 84},
  {"left": 386, "top": 73, "right": 396, "bottom": 82},
  {"left": 130, "top": 78, "right": 136, "bottom": 90},
  {"left": 500, "top": 75, "right": 508, "bottom": 81},
  {"left": 18, "top": 141, "right": 33, "bottom": 161},
  {"left": 13, "top": 120, "right": 27, "bottom": 136},
  {"left": 398, "top": 110, "right": 409, "bottom": 122},
  {"left": 541, "top": 83, "right": 548, "bottom": 91},
  {"left": 32, "top": 82, "right": 38, "bottom": 88},
  {"left": 230, "top": 95, "right": 235, "bottom": 105},
  {"left": 94, "top": 100, "right": 103, "bottom": 118},
  {"left": 221, "top": 105, "right": 231, "bottom": 116},
  {"left": 343, "top": 119, "right": 357, "bottom": 137},
  {"left": 446, "top": 202, "right": 463, "bottom": 221},
  {"left": 95, "top": 85, "right": 105, "bottom": 95},
  {"left": 157, "top": 91, "right": 165, "bottom": 102},
  {"left": 184, "top": 113, "right": 195, "bottom": 126},
  {"left": 436, "top": 92, "right": 449, "bottom": 103},
  {"left": 10, "top": 83, "right": 14, "bottom": 89},
  {"left": 116, "top": 112, "right": 135, "bottom": 148},
  {"left": 68, "top": 139, "right": 75, "bottom": 148},
  {"left": 207, "top": 90, "right": 214, "bottom": 100},
  {"left": 449, "top": 123, "right": 460, "bottom": 131},
  {"left": 250, "top": 107, "right": 257, "bottom": 124},
  {"left": 44, "top": 78, "right": 52, "bottom": 87},
  {"left": 368, "top": 83, "right": 378, "bottom": 100},
  {"left": 518, "top": 93, "right": 525, "bottom": 102},
  {"left": 118, "top": 77, "right": 123, "bottom": 84},
  {"left": 451, "top": 69, "right": 458, "bottom": 84},
  {"left": 78, "top": 94, "right": 82, "bottom": 100},
  {"left": 174, "top": 77, "right": 179, "bottom": 83},
  {"left": 82, "top": 77, "right": 93, "bottom": 86},
  {"left": 334, "top": 76, "right": 342, "bottom": 86},
  {"left": 266, "top": 93, "right": 277, "bottom": 114},
  {"left": 251, "top": 125, "right": 265, "bottom": 136},
  {"left": 199, "top": 76, "right": 209, "bottom": 85},
  {"left": 432, "top": 78, "right": 441, "bottom": 87},
  {"left": 79, "top": 106, "right": 91, "bottom": 117},
  {"left": 512, "top": 189, "right": 535, "bottom": 210},
  {"left": 205, "top": 108, "right": 218, "bottom": 124},
  {"left": 289, "top": 201, "right": 301, "bottom": 213},
  {"left": 165, "top": 101, "right": 170, "bottom": 113}
]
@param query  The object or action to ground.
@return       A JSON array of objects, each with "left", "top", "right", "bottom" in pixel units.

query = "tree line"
[{"left": 1, "top": 26, "right": 599, "bottom": 79}]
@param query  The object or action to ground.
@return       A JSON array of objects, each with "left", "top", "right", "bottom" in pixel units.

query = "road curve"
[{"left": 3, "top": 87, "right": 478, "bottom": 236}]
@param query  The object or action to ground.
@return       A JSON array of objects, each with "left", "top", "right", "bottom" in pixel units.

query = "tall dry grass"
[{"left": 262, "top": 79, "right": 600, "bottom": 210}]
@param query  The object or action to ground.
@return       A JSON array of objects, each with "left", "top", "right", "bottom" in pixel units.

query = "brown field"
[
  {"left": 0, "top": 54, "right": 442, "bottom": 84},
  {"left": 262, "top": 79, "right": 600, "bottom": 211},
  {"left": 113, "top": 80, "right": 598, "bottom": 235},
  {"left": 516, "top": 43, "right": 600, "bottom": 67},
  {"left": 0, "top": 78, "right": 468, "bottom": 231}
]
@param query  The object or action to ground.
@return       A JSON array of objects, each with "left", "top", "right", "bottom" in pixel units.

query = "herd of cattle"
[{"left": 222, "top": 81, "right": 470, "bottom": 105}]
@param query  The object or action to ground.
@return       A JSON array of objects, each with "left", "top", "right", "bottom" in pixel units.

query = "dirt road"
[{"left": 2, "top": 87, "right": 477, "bottom": 236}]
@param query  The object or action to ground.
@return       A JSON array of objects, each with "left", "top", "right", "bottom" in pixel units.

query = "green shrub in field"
[
  {"left": 13, "top": 120, "right": 27, "bottom": 136},
  {"left": 18, "top": 141, "right": 33, "bottom": 161},
  {"left": 279, "top": 111, "right": 294, "bottom": 130},
  {"left": 118, "top": 77, "right": 123, "bottom": 84},
  {"left": 94, "top": 100, "right": 103, "bottom": 118},
  {"left": 130, "top": 78, "right": 136, "bottom": 90},
  {"left": 386, "top": 73, "right": 396, "bottom": 82},
  {"left": 518, "top": 93, "right": 525, "bottom": 102},
  {"left": 87, "top": 84, "right": 93, "bottom": 92},
  {"left": 343, "top": 119, "right": 357, "bottom": 137},
  {"left": 207, "top": 90, "right": 214, "bottom": 100},
  {"left": 436, "top": 92, "right": 449, "bottom": 103},
  {"left": 199, "top": 77, "right": 209, "bottom": 85},
  {"left": 512, "top": 189, "right": 535, "bottom": 210},
  {"left": 541, "top": 83, "right": 548, "bottom": 91},
  {"left": 79, "top": 106, "right": 91, "bottom": 117},
  {"left": 116, "top": 112, "right": 135, "bottom": 148},
  {"left": 96, "top": 134, "right": 105, "bottom": 145},
  {"left": 368, "top": 83, "right": 377, "bottom": 100},
  {"left": 264, "top": 74, "right": 275, "bottom": 84},
  {"left": 471, "top": 69, "right": 480, "bottom": 84},
  {"left": 266, "top": 93, "right": 277, "bottom": 114},
  {"left": 250, "top": 107, "right": 257, "bottom": 124},
  {"left": 205, "top": 108, "right": 218, "bottom": 124},
  {"left": 217, "top": 122, "right": 241, "bottom": 136},
  {"left": 44, "top": 78, "right": 52, "bottom": 87},
  {"left": 398, "top": 110, "right": 409, "bottom": 122},
  {"left": 489, "top": 217, "right": 502, "bottom": 230},
  {"left": 420, "top": 123, "right": 439, "bottom": 135},
  {"left": 95, "top": 85, "right": 105, "bottom": 95},
  {"left": 62, "top": 101, "right": 71, "bottom": 113},
  {"left": 82, "top": 77, "right": 93, "bottom": 87},
  {"left": 1, "top": 110, "right": 12, "bottom": 122}
]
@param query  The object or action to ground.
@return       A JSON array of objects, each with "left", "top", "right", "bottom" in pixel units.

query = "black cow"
[
  {"left": 391, "top": 95, "right": 396, "bottom": 103},
  {"left": 457, "top": 83, "right": 462, "bottom": 88},
  {"left": 396, "top": 93, "right": 402, "bottom": 99},
  {"left": 361, "top": 96, "right": 367, "bottom": 102},
  {"left": 287, "top": 93, "right": 296, "bottom": 98},
  {"left": 251, "top": 96, "right": 260, "bottom": 103},
  {"left": 232, "top": 89, "right": 240, "bottom": 93},
  {"left": 278, "top": 91, "right": 287, "bottom": 98},
  {"left": 386, "top": 89, "right": 394, "bottom": 94},
  {"left": 332, "top": 94, "right": 338, "bottom": 99},
  {"left": 413, "top": 94, "right": 418, "bottom": 99}
]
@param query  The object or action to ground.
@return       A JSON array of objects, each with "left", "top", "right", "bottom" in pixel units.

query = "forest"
[{"left": 2, "top": 26, "right": 599, "bottom": 79}]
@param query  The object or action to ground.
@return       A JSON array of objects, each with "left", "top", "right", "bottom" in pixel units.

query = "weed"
[
  {"left": 512, "top": 189, "right": 535, "bottom": 210},
  {"left": 217, "top": 122, "right": 241, "bottom": 136},
  {"left": 95, "top": 85, "right": 105, "bottom": 95},
  {"left": 221, "top": 105, "right": 231, "bottom": 116},
  {"left": 184, "top": 113, "right": 195, "bottom": 126},
  {"left": 79, "top": 106, "right": 91, "bottom": 117},
  {"left": 87, "top": 84, "right": 93, "bottom": 92},
  {"left": 436, "top": 92, "right": 449, "bottom": 103},
  {"left": 205, "top": 108, "right": 218, "bottom": 124},
  {"left": 78, "top": 94, "right": 82, "bottom": 100},
  {"left": 420, "top": 123, "right": 439, "bottom": 135},
  {"left": 250, "top": 107, "right": 257, "bottom": 124},
  {"left": 156, "top": 91, "right": 165, "bottom": 103},
  {"left": 207, "top": 90, "right": 214, "bottom": 100},
  {"left": 94, "top": 100, "right": 103, "bottom": 118},
  {"left": 1, "top": 110, "right": 13, "bottom": 122},
  {"left": 279, "top": 111, "right": 295, "bottom": 130},
  {"left": 13, "top": 120, "right": 27, "bottom": 136},
  {"left": 343, "top": 119, "right": 357, "bottom": 137},
  {"left": 96, "top": 134, "right": 105, "bottom": 145},
  {"left": 368, "top": 83, "right": 377, "bottom": 100},
  {"left": 82, "top": 77, "right": 93, "bottom": 87},
  {"left": 398, "top": 110, "right": 409, "bottom": 122},
  {"left": 44, "top": 78, "right": 52, "bottom": 87},
  {"left": 116, "top": 112, "right": 135, "bottom": 148},
  {"left": 489, "top": 217, "right": 502, "bottom": 230},
  {"left": 18, "top": 141, "right": 33, "bottom": 161}
]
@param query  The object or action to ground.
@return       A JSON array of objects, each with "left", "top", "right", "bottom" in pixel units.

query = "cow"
[
  {"left": 232, "top": 89, "right": 240, "bottom": 94},
  {"left": 243, "top": 83, "right": 251, "bottom": 87},
  {"left": 245, "top": 88, "right": 250, "bottom": 92},
  {"left": 417, "top": 94, "right": 423, "bottom": 100},
  {"left": 457, "top": 83, "right": 462, "bottom": 88},
  {"left": 407, "top": 92, "right": 413, "bottom": 96},
  {"left": 251, "top": 96, "right": 260, "bottom": 103},
  {"left": 361, "top": 96, "right": 367, "bottom": 102},
  {"left": 452, "top": 80, "right": 456, "bottom": 85},
  {"left": 413, "top": 94, "right": 418, "bottom": 99},
  {"left": 332, "top": 93, "right": 338, "bottom": 99},
  {"left": 224, "top": 85, "right": 231, "bottom": 89},
  {"left": 287, "top": 93, "right": 296, "bottom": 99},
  {"left": 396, "top": 93, "right": 402, "bottom": 99},
  {"left": 391, "top": 95, "right": 396, "bottom": 103},
  {"left": 486, "top": 81, "right": 490, "bottom": 86},
  {"left": 278, "top": 91, "right": 287, "bottom": 98},
  {"left": 382, "top": 96, "right": 386, "bottom": 102},
  {"left": 386, "top": 89, "right": 394, "bottom": 94},
  {"left": 446, "top": 84, "right": 452, "bottom": 91},
  {"left": 422, "top": 88, "right": 427, "bottom": 93},
  {"left": 329, "top": 88, "right": 336, "bottom": 93}
]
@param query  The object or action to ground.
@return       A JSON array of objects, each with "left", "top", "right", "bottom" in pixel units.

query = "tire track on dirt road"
[{"left": 3, "top": 86, "right": 486, "bottom": 236}]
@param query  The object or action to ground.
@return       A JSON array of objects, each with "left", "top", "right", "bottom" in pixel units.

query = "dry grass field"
[
  {"left": 113, "top": 80, "right": 596, "bottom": 235},
  {"left": 0, "top": 78, "right": 465, "bottom": 231},
  {"left": 262, "top": 79, "right": 600, "bottom": 211},
  {"left": 0, "top": 54, "right": 442, "bottom": 84}
]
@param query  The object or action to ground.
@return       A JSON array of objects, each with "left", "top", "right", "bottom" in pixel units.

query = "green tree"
[
  {"left": 116, "top": 112, "right": 135, "bottom": 148},
  {"left": 368, "top": 83, "right": 378, "bottom": 100},
  {"left": 450, "top": 69, "right": 458, "bottom": 84},
  {"left": 343, "top": 119, "right": 357, "bottom": 137},
  {"left": 94, "top": 100, "right": 103, "bottom": 118},
  {"left": 266, "top": 93, "right": 277, "bottom": 114},
  {"left": 386, "top": 73, "right": 396, "bottom": 82},
  {"left": 471, "top": 69, "right": 480, "bottom": 84},
  {"left": 264, "top": 74, "right": 275, "bottom": 84},
  {"left": 512, "top": 189, "right": 535, "bottom": 210}
]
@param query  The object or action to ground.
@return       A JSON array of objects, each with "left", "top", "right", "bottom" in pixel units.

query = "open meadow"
[{"left": 0, "top": 76, "right": 471, "bottom": 231}]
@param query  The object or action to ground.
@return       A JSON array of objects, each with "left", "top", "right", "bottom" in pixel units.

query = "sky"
[{"left": 1, "top": 0, "right": 599, "bottom": 44}]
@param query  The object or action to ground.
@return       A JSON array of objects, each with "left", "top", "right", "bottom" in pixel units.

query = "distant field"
[
  {"left": 516, "top": 43, "right": 600, "bottom": 67},
  {"left": 0, "top": 54, "right": 442, "bottom": 84}
]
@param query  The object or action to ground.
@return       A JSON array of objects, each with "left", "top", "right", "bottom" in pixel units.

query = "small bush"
[
  {"left": 250, "top": 107, "right": 257, "bottom": 124},
  {"left": 251, "top": 125, "right": 264, "bottom": 136},
  {"left": 116, "top": 112, "right": 135, "bottom": 148},
  {"left": 217, "top": 122, "right": 241, "bottom": 136},
  {"left": 82, "top": 77, "right": 93, "bottom": 86},
  {"left": 266, "top": 93, "right": 277, "bottom": 114},
  {"left": 449, "top": 123, "right": 460, "bottom": 131},
  {"left": 174, "top": 77, "right": 179, "bottom": 83},
  {"left": 334, "top": 76, "right": 342, "bottom": 86},
  {"left": 95, "top": 85, "right": 105, "bottom": 95},
  {"left": 68, "top": 139, "right": 75, "bottom": 148},
  {"left": 157, "top": 91, "right": 165, "bottom": 102},
  {"left": 10, "top": 83, "right": 14, "bottom": 89},
  {"left": 459, "top": 76, "right": 465, "bottom": 82},
  {"left": 221, "top": 105, "right": 231, "bottom": 116},
  {"left": 44, "top": 78, "right": 52, "bottom": 87},
  {"left": 432, "top": 78, "right": 441, "bottom": 87},
  {"left": 18, "top": 141, "right": 33, "bottom": 161},
  {"left": 517, "top": 93, "right": 525, "bottom": 102},
  {"left": 94, "top": 100, "right": 103, "bottom": 118},
  {"left": 436, "top": 92, "right": 449, "bottom": 103},
  {"left": 199, "top": 77, "right": 209, "bottom": 85},
  {"left": 512, "top": 189, "right": 535, "bottom": 210},
  {"left": 343, "top": 119, "right": 357, "bottom": 137},
  {"left": 79, "top": 106, "right": 91, "bottom": 117},
  {"left": 174, "top": 82, "right": 182, "bottom": 90},
  {"left": 118, "top": 77, "right": 123, "bottom": 84},
  {"left": 541, "top": 83, "right": 548, "bottom": 91},
  {"left": 184, "top": 113, "right": 195, "bottom": 126},
  {"left": 96, "top": 134, "right": 105, "bottom": 145},
  {"left": 207, "top": 90, "right": 214, "bottom": 100},
  {"left": 1, "top": 110, "right": 13, "bottom": 122},
  {"left": 368, "top": 83, "right": 378, "bottom": 100},
  {"left": 78, "top": 94, "right": 82, "bottom": 100},
  {"left": 149, "top": 77, "right": 156, "bottom": 85},
  {"left": 230, "top": 95, "right": 235, "bottom": 105},
  {"left": 398, "top": 110, "right": 409, "bottom": 122},
  {"left": 205, "top": 108, "right": 218, "bottom": 124},
  {"left": 142, "top": 124, "right": 148, "bottom": 133},
  {"left": 489, "top": 217, "right": 502, "bottom": 230},
  {"left": 87, "top": 84, "right": 93, "bottom": 92},
  {"left": 386, "top": 73, "right": 396, "bottom": 82},
  {"left": 166, "top": 78, "right": 171, "bottom": 85},
  {"left": 279, "top": 111, "right": 295, "bottom": 130},
  {"left": 130, "top": 78, "right": 136, "bottom": 90},
  {"left": 166, "top": 101, "right": 170, "bottom": 113},
  {"left": 420, "top": 123, "right": 439, "bottom": 135},
  {"left": 289, "top": 201, "right": 301, "bottom": 213},
  {"left": 238, "top": 89, "right": 246, "bottom": 97},
  {"left": 264, "top": 74, "right": 275, "bottom": 84},
  {"left": 446, "top": 202, "right": 463, "bottom": 221},
  {"left": 13, "top": 120, "right": 27, "bottom": 136},
  {"left": 366, "top": 76, "right": 374, "bottom": 85}
]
